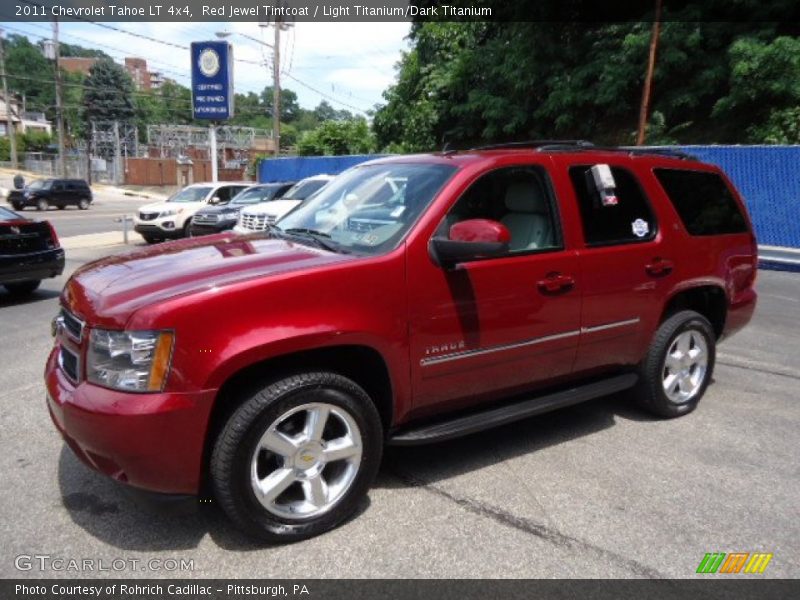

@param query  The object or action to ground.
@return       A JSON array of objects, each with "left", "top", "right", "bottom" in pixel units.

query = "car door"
[
  {"left": 407, "top": 163, "right": 581, "bottom": 417},
  {"left": 552, "top": 157, "right": 675, "bottom": 373},
  {"left": 50, "top": 181, "right": 65, "bottom": 206}
]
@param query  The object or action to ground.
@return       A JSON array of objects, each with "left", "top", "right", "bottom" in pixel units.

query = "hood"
[
  {"left": 139, "top": 200, "right": 205, "bottom": 213},
  {"left": 62, "top": 232, "right": 355, "bottom": 327},
  {"left": 241, "top": 199, "right": 302, "bottom": 216},
  {"left": 195, "top": 203, "right": 244, "bottom": 216}
]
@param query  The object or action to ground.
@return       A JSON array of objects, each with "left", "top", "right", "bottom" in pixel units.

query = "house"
[{"left": 0, "top": 93, "right": 52, "bottom": 137}]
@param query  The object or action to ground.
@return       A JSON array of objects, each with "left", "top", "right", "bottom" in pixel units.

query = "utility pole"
[
  {"left": 636, "top": 0, "right": 663, "bottom": 146},
  {"left": 52, "top": 18, "right": 66, "bottom": 176},
  {"left": 0, "top": 29, "right": 18, "bottom": 169},
  {"left": 113, "top": 120, "right": 121, "bottom": 184},
  {"left": 209, "top": 122, "right": 218, "bottom": 182},
  {"left": 272, "top": 17, "right": 281, "bottom": 157}
]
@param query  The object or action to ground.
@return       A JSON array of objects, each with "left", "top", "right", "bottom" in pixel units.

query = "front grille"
[
  {"left": 139, "top": 212, "right": 159, "bottom": 221},
  {"left": 193, "top": 213, "right": 219, "bottom": 225},
  {"left": 239, "top": 213, "right": 275, "bottom": 231},
  {"left": 61, "top": 308, "right": 84, "bottom": 342},
  {"left": 58, "top": 346, "right": 80, "bottom": 383}
]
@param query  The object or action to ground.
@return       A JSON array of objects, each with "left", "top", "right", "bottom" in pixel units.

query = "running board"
[{"left": 388, "top": 373, "right": 638, "bottom": 446}]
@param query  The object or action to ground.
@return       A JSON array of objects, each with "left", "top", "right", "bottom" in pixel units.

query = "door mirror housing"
[
  {"left": 429, "top": 218, "right": 510, "bottom": 268},
  {"left": 209, "top": 195, "right": 222, "bottom": 205}
]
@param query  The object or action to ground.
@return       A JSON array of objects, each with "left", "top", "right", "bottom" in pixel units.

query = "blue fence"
[{"left": 259, "top": 146, "right": 800, "bottom": 248}]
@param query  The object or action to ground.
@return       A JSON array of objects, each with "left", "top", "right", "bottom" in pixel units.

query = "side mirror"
[
  {"left": 429, "top": 218, "right": 510, "bottom": 268},
  {"left": 209, "top": 195, "right": 221, "bottom": 205}
]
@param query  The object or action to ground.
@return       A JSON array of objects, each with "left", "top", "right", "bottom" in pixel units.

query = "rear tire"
[
  {"left": 633, "top": 310, "right": 716, "bottom": 418},
  {"left": 78, "top": 198, "right": 90, "bottom": 210},
  {"left": 210, "top": 371, "right": 383, "bottom": 543},
  {"left": 4, "top": 280, "right": 41, "bottom": 296},
  {"left": 36, "top": 199, "right": 48, "bottom": 211}
]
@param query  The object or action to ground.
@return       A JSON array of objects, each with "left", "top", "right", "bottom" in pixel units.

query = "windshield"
[
  {"left": 277, "top": 163, "right": 457, "bottom": 255},
  {"left": 231, "top": 186, "right": 281, "bottom": 205},
  {"left": 283, "top": 179, "right": 329, "bottom": 201},
  {"left": 167, "top": 186, "right": 212, "bottom": 203},
  {"left": 27, "top": 180, "right": 51, "bottom": 191}
]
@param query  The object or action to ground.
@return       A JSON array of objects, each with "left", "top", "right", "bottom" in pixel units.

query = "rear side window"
[
  {"left": 568, "top": 165, "right": 657, "bottom": 246},
  {"left": 654, "top": 169, "right": 748, "bottom": 235}
]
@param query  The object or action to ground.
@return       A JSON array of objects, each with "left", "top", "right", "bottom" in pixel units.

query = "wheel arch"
[
  {"left": 659, "top": 284, "right": 727, "bottom": 339},
  {"left": 199, "top": 344, "right": 395, "bottom": 494}
]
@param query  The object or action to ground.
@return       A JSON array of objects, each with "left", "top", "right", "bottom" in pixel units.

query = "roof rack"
[
  {"left": 468, "top": 140, "right": 595, "bottom": 151},
  {"left": 452, "top": 140, "right": 697, "bottom": 161}
]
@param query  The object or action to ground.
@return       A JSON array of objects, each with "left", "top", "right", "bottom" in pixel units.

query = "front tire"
[
  {"left": 633, "top": 310, "right": 716, "bottom": 418},
  {"left": 210, "top": 372, "right": 383, "bottom": 543},
  {"left": 78, "top": 198, "right": 90, "bottom": 210}
]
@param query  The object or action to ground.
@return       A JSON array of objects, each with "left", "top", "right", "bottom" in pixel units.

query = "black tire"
[
  {"left": 142, "top": 235, "right": 161, "bottom": 244},
  {"left": 633, "top": 310, "right": 716, "bottom": 418},
  {"left": 78, "top": 198, "right": 90, "bottom": 210},
  {"left": 36, "top": 199, "right": 48, "bottom": 211},
  {"left": 11, "top": 202, "right": 23, "bottom": 211},
  {"left": 210, "top": 371, "right": 383, "bottom": 543},
  {"left": 182, "top": 220, "right": 192, "bottom": 238},
  {"left": 4, "top": 280, "right": 41, "bottom": 296}
]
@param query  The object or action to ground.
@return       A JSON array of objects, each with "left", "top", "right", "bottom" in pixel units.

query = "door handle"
[
  {"left": 537, "top": 272, "right": 575, "bottom": 294},
  {"left": 645, "top": 258, "right": 674, "bottom": 277}
]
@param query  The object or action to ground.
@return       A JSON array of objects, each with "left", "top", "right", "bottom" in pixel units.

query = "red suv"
[{"left": 45, "top": 142, "right": 757, "bottom": 542}]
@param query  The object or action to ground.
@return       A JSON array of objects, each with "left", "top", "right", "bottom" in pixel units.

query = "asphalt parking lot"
[{"left": 0, "top": 244, "right": 797, "bottom": 579}]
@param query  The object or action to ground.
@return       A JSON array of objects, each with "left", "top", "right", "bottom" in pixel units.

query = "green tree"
[
  {"left": 295, "top": 118, "right": 375, "bottom": 156},
  {"left": 83, "top": 59, "right": 135, "bottom": 123}
]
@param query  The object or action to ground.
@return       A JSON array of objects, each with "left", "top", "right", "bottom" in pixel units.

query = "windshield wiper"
[{"left": 280, "top": 228, "right": 344, "bottom": 253}]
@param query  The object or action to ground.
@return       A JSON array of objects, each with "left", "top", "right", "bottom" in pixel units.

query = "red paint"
[{"left": 45, "top": 148, "right": 757, "bottom": 495}]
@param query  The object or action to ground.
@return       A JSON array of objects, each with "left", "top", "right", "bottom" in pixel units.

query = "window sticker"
[{"left": 632, "top": 218, "right": 649, "bottom": 238}]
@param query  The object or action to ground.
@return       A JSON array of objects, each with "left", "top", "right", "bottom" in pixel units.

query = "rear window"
[
  {"left": 568, "top": 165, "right": 657, "bottom": 246},
  {"left": 654, "top": 169, "right": 748, "bottom": 236}
]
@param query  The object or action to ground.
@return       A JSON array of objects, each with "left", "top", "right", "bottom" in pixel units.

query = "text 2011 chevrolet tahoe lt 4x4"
[{"left": 46, "top": 142, "right": 757, "bottom": 542}]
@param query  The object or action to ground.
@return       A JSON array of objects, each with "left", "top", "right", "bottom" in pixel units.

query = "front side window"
[
  {"left": 654, "top": 168, "right": 747, "bottom": 236},
  {"left": 167, "top": 186, "right": 213, "bottom": 203},
  {"left": 438, "top": 165, "right": 561, "bottom": 253},
  {"left": 283, "top": 179, "right": 329, "bottom": 201},
  {"left": 28, "top": 180, "right": 51, "bottom": 191},
  {"left": 231, "top": 186, "right": 282, "bottom": 205},
  {"left": 569, "top": 165, "right": 657, "bottom": 246},
  {"left": 278, "top": 163, "right": 456, "bottom": 255}
]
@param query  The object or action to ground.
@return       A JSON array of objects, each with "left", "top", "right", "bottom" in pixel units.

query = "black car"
[
  {"left": 8, "top": 178, "right": 93, "bottom": 211},
  {"left": 0, "top": 206, "right": 65, "bottom": 296},
  {"left": 189, "top": 182, "right": 295, "bottom": 236}
]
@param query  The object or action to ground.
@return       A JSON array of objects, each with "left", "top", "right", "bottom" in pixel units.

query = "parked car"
[
  {"left": 234, "top": 174, "right": 334, "bottom": 233},
  {"left": 189, "top": 182, "right": 295, "bottom": 237},
  {"left": 46, "top": 142, "right": 757, "bottom": 543},
  {"left": 133, "top": 182, "right": 250, "bottom": 243},
  {"left": 0, "top": 205, "right": 64, "bottom": 296},
  {"left": 8, "top": 178, "right": 93, "bottom": 211}
]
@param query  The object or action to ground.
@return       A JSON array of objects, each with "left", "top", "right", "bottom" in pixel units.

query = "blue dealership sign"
[{"left": 190, "top": 41, "right": 234, "bottom": 119}]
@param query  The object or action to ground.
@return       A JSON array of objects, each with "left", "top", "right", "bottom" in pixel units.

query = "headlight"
[
  {"left": 219, "top": 210, "right": 238, "bottom": 220},
  {"left": 158, "top": 209, "right": 177, "bottom": 217},
  {"left": 87, "top": 329, "right": 174, "bottom": 392}
]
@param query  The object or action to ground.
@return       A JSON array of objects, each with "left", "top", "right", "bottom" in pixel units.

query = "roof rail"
[
  {"left": 469, "top": 140, "right": 595, "bottom": 151},
  {"left": 538, "top": 143, "right": 697, "bottom": 161}
]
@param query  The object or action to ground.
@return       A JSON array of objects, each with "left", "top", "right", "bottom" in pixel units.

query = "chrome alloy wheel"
[
  {"left": 662, "top": 330, "right": 708, "bottom": 404},
  {"left": 250, "top": 402, "right": 362, "bottom": 520}
]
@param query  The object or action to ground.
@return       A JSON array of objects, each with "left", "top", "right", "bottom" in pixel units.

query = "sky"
[{"left": 1, "top": 21, "right": 411, "bottom": 114}]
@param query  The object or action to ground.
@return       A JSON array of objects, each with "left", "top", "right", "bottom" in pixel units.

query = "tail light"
[{"left": 47, "top": 222, "right": 61, "bottom": 249}]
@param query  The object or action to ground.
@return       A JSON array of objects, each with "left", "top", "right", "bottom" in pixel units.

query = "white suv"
[
  {"left": 233, "top": 175, "right": 334, "bottom": 234},
  {"left": 134, "top": 182, "right": 250, "bottom": 243}
]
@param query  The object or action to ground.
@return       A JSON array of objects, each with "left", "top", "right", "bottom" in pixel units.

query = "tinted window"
[
  {"left": 569, "top": 165, "right": 656, "bottom": 245},
  {"left": 654, "top": 169, "right": 747, "bottom": 235},
  {"left": 439, "top": 166, "right": 561, "bottom": 253}
]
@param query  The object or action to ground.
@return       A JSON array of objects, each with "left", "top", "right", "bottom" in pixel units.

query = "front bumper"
[
  {"left": 45, "top": 346, "right": 216, "bottom": 495},
  {"left": 189, "top": 220, "right": 236, "bottom": 236},
  {"left": 0, "top": 248, "right": 65, "bottom": 284},
  {"left": 134, "top": 223, "right": 184, "bottom": 239}
]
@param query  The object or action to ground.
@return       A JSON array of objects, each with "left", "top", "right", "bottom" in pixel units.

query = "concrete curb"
[{"left": 60, "top": 231, "right": 144, "bottom": 250}]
